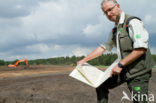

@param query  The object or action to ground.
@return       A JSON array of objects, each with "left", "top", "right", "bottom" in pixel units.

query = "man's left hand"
[{"left": 110, "top": 64, "right": 122, "bottom": 77}]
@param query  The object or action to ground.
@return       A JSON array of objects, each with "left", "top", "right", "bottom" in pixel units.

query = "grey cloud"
[
  {"left": 0, "top": 0, "right": 50, "bottom": 18},
  {"left": 149, "top": 33, "right": 156, "bottom": 47},
  {"left": 0, "top": 0, "right": 156, "bottom": 60}
]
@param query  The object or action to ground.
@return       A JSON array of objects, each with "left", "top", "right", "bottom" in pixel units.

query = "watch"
[{"left": 118, "top": 62, "right": 124, "bottom": 68}]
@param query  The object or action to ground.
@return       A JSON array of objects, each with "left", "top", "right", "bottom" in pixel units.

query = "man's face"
[{"left": 101, "top": 2, "right": 120, "bottom": 22}]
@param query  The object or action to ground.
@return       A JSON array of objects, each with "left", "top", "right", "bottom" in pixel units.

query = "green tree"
[{"left": 0, "top": 59, "right": 5, "bottom": 66}]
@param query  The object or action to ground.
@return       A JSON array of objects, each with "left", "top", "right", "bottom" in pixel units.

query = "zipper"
[
  {"left": 118, "top": 29, "right": 124, "bottom": 59},
  {"left": 118, "top": 37, "right": 123, "bottom": 59}
]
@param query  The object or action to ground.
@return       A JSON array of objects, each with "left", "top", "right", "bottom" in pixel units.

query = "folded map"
[{"left": 69, "top": 59, "right": 119, "bottom": 88}]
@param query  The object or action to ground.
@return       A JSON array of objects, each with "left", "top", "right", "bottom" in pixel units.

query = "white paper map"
[{"left": 69, "top": 59, "right": 119, "bottom": 88}]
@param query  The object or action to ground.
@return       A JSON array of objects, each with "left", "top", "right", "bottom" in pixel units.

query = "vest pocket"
[{"left": 119, "top": 35, "right": 133, "bottom": 51}]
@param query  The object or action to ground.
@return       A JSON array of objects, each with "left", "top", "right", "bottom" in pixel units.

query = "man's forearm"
[
  {"left": 82, "top": 46, "right": 106, "bottom": 62},
  {"left": 120, "top": 48, "right": 146, "bottom": 66}
]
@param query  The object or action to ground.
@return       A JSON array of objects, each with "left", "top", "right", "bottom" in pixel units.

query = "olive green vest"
[{"left": 113, "top": 14, "right": 155, "bottom": 80}]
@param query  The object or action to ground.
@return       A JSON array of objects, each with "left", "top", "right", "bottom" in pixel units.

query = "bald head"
[{"left": 101, "top": 0, "right": 117, "bottom": 7}]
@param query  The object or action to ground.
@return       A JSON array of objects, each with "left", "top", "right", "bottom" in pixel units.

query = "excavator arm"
[{"left": 8, "top": 59, "right": 28, "bottom": 67}]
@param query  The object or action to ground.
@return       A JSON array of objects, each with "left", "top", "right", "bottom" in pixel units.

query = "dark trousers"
[{"left": 96, "top": 71, "right": 151, "bottom": 103}]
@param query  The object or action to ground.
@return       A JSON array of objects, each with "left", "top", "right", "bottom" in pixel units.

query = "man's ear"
[{"left": 116, "top": 4, "right": 120, "bottom": 8}]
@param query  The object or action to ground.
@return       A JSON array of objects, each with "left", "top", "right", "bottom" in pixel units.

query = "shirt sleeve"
[
  {"left": 100, "top": 31, "right": 115, "bottom": 51},
  {"left": 128, "top": 19, "right": 148, "bottom": 49}
]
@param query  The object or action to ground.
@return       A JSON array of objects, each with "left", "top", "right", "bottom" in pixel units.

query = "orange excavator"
[{"left": 8, "top": 59, "right": 29, "bottom": 68}]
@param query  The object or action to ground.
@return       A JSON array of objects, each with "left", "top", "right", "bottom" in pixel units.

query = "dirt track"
[{"left": 0, "top": 65, "right": 155, "bottom": 103}]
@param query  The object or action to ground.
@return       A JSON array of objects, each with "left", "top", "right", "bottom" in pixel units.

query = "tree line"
[{"left": 0, "top": 54, "right": 156, "bottom": 66}]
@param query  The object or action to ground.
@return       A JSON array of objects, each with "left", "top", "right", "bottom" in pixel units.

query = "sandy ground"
[{"left": 0, "top": 65, "right": 155, "bottom": 103}]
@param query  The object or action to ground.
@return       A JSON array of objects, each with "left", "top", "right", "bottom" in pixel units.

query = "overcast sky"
[{"left": 0, "top": 0, "right": 156, "bottom": 61}]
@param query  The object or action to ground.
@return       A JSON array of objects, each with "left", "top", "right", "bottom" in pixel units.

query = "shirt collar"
[{"left": 118, "top": 12, "right": 125, "bottom": 25}]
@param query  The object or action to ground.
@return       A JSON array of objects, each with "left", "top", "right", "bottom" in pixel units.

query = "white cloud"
[
  {"left": 26, "top": 44, "right": 50, "bottom": 53},
  {"left": 72, "top": 47, "right": 91, "bottom": 57},
  {"left": 150, "top": 47, "right": 156, "bottom": 54},
  {"left": 16, "top": 5, "right": 23, "bottom": 9},
  {"left": 19, "top": 0, "right": 104, "bottom": 41},
  {"left": 83, "top": 24, "right": 102, "bottom": 37},
  {"left": 144, "top": 15, "right": 152, "bottom": 24}
]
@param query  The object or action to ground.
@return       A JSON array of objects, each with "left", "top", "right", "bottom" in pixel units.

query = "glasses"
[{"left": 104, "top": 4, "right": 116, "bottom": 15}]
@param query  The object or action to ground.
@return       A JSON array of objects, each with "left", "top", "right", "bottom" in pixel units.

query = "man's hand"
[{"left": 110, "top": 64, "right": 122, "bottom": 77}]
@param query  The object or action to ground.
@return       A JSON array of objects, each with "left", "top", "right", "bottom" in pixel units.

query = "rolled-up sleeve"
[
  {"left": 100, "top": 32, "right": 115, "bottom": 51},
  {"left": 129, "top": 19, "right": 148, "bottom": 49}
]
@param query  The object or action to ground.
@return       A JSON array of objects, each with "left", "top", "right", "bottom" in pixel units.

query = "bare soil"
[{"left": 0, "top": 65, "right": 155, "bottom": 103}]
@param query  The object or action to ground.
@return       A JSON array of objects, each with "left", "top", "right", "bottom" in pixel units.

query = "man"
[{"left": 77, "top": 0, "right": 154, "bottom": 103}]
